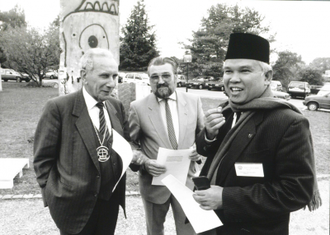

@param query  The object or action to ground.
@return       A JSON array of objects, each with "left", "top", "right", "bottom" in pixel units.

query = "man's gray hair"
[
  {"left": 223, "top": 60, "right": 272, "bottom": 75},
  {"left": 79, "top": 48, "right": 115, "bottom": 72},
  {"left": 147, "top": 57, "right": 179, "bottom": 75},
  {"left": 258, "top": 61, "right": 272, "bottom": 75}
]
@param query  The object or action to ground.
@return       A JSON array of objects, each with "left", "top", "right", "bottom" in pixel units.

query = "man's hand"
[
  {"left": 145, "top": 159, "right": 167, "bottom": 177},
  {"left": 131, "top": 149, "right": 146, "bottom": 165},
  {"left": 189, "top": 143, "right": 202, "bottom": 162},
  {"left": 204, "top": 107, "right": 225, "bottom": 140},
  {"left": 193, "top": 185, "right": 224, "bottom": 210}
]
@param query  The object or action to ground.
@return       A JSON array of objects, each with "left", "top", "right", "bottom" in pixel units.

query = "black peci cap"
[{"left": 225, "top": 33, "right": 270, "bottom": 64}]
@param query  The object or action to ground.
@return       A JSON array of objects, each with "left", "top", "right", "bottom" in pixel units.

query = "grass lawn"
[{"left": 0, "top": 82, "right": 329, "bottom": 195}]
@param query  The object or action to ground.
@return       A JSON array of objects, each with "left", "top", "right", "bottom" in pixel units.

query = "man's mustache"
[{"left": 157, "top": 83, "right": 169, "bottom": 89}]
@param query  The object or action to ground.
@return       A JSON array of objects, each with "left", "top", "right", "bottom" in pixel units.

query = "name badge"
[{"left": 235, "top": 163, "right": 264, "bottom": 177}]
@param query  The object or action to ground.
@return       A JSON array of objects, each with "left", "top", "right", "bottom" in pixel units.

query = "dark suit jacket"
[
  {"left": 33, "top": 89, "right": 131, "bottom": 234},
  {"left": 196, "top": 106, "right": 315, "bottom": 235}
]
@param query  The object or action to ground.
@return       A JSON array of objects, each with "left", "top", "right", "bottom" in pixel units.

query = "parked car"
[
  {"left": 270, "top": 80, "right": 282, "bottom": 91},
  {"left": 273, "top": 90, "right": 291, "bottom": 100},
  {"left": 43, "top": 70, "right": 58, "bottom": 79},
  {"left": 176, "top": 75, "right": 186, "bottom": 87},
  {"left": 303, "top": 92, "right": 330, "bottom": 111},
  {"left": 0, "top": 68, "right": 30, "bottom": 82},
  {"left": 124, "top": 73, "right": 149, "bottom": 86},
  {"left": 310, "top": 85, "right": 323, "bottom": 94},
  {"left": 316, "top": 84, "right": 330, "bottom": 96},
  {"left": 42, "top": 79, "right": 59, "bottom": 88},
  {"left": 187, "top": 76, "right": 213, "bottom": 89},
  {"left": 287, "top": 81, "right": 311, "bottom": 98},
  {"left": 206, "top": 77, "right": 224, "bottom": 91},
  {"left": 118, "top": 72, "right": 126, "bottom": 83}
]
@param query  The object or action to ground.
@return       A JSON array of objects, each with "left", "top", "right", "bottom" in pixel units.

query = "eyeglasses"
[{"left": 150, "top": 73, "right": 173, "bottom": 82}]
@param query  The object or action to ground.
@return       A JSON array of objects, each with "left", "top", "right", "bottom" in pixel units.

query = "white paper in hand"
[
  {"left": 161, "top": 174, "right": 222, "bottom": 233},
  {"left": 152, "top": 147, "right": 191, "bottom": 186}
]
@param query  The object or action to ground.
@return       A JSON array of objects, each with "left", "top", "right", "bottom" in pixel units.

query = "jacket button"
[
  {"left": 96, "top": 175, "right": 100, "bottom": 179},
  {"left": 94, "top": 193, "right": 98, "bottom": 197},
  {"left": 248, "top": 133, "right": 253, "bottom": 138}
]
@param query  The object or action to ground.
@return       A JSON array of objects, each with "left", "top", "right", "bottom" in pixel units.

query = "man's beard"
[{"left": 154, "top": 83, "right": 173, "bottom": 99}]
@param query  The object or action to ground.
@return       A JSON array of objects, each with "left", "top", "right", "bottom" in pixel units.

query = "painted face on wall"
[
  {"left": 83, "top": 55, "right": 118, "bottom": 102},
  {"left": 149, "top": 63, "right": 177, "bottom": 99},
  {"left": 223, "top": 59, "right": 270, "bottom": 104}
]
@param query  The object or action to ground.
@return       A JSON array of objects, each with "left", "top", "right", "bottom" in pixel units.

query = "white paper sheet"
[
  {"left": 112, "top": 129, "right": 133, "bottom": 192},
  {"left": 162, "top": 174, "right": 222, "bottom": 234},
  {"left": 152, "top": 147, "right": 191, "bottom": 186}
]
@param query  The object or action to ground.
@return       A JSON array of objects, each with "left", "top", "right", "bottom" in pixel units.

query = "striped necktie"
[
  {"left": 164, "top": 99, "right": 178, "bottom": 149},
  {"left": 96, "top": 102, "right": 111, "bottom": 141}
]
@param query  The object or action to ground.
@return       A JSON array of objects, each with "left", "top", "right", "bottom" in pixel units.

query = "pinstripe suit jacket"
[
  {"left": 196, "top": 106, "right": 315, "bottom": 235},
  {"left": 128, "top": 91, "right": 205, "bottom": 204},
  {"left": 33, "top": 89, "right": 131, "bottom": 234}
]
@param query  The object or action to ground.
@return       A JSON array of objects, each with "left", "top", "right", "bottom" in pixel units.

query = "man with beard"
[
  {"left": 193, "top": 33, "right": 319, "bottom": 235},
  {"left": 128, "top": 56, "right": 205, "bottom": 235}
]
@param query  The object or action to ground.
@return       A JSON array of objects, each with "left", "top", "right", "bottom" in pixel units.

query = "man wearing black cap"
[{"left": 193, "top": 33, "right": 320, "bottom": 235}]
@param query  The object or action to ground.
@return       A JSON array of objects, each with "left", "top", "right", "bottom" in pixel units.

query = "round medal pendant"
[{"left": 97, "top": 145, "right": 110, "bottom": 162}]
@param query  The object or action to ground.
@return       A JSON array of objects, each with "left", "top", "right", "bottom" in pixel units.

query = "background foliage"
[
  {"left": 119, "top": 0, "right": 159, "bottom": 71},
  {"left": 0, "top": 6, "right": 60, "bottom": 86},
  {"left": 182, "top": 4, "right": 274, "bottom": 79}
]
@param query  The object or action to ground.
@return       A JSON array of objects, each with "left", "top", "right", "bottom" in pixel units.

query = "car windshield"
[{"left": 289, "top": 81, "right": 305, "bottom": 87}]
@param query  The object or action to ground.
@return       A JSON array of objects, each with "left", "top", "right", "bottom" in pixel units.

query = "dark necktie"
[
  {"left": 96, "top": 102, "right": 110, "bottom": 142},
  {"left": 236, "top": 112, "right": 241, "bottom": 123},
  {"left": 164, "top": 99, "right": 178, "bottom": 149},
  {"left": 231, "top": 112, "right": 241, "bottom": 128}
]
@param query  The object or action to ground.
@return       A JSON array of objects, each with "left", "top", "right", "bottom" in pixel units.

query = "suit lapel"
[
  {"left": 73, "top": 90, "right": 101, "bottom": 173},
  {"left": 147, "top": 94, "right": 172, "bottom": 148},
  {"left": 177, "top": 92, "right": 188, "bottom": 148},
  {"left": 105, "top": 100, "right": 123, "bottom": 136},
  {"left": 218, "top": 112, "right": 265, "bottom": 182}
]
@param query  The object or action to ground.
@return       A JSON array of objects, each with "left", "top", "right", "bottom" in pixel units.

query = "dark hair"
[{"left": 147, "top": 57, "right": 179, "bottom": 75}]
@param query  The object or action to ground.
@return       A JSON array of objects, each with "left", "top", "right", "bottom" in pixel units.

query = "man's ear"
[
  {"left": 81, "top": 70, "right": 87, "bottom": 85},
  {"left": 173, "top": 74, "right": 178, "bottom": 83},
  {"left": 264, "top": 70, "right": 273, "bottom": 85}
]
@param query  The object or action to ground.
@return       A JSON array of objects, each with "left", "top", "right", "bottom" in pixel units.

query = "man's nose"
[
  {"left": 230, "top": 72, "right": 240, "bottom": 82},
  {"left": 106, "top": 78, "right": 115, "bottom": 87},
  {"left": 158, "top": 76, "right": 165, "bottom": 84}
]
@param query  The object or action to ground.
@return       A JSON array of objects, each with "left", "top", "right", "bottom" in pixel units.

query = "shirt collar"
[
  {"left": 82, "top": 86, "right": 103, "bottom": 110},
  {"left": 156, "top": 91, "right": 177, "bottom": 103}
]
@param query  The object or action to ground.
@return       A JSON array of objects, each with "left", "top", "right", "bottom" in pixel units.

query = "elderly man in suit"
[
  {"left": 193, "top": 33, "right": 320, "bottom": 235},
  {"left": 128, "top": 56, "right": 205, "bottom": 235},
  {"left": 34, "top": 48, "right": 135, "bottom": 235}
]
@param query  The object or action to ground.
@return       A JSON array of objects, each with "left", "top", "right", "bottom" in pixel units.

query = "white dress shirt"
[
  {"left": 82, "top": 87, "right": 112, "bottom": 133},
  {"left": 157, "top": 92, "right": 179, "bottom": 142}
]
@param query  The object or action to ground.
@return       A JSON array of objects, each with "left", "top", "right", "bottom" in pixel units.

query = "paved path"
[{"left": 0, "top": 179, "right": 328, "bottom": 235}]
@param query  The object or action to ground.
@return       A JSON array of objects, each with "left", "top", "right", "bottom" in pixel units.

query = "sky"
[{"left": 0, "top": 0, "right": 329, "bottom": 65}]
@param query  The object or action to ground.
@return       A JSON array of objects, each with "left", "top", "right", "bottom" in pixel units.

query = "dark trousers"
[{"left": 60, "top": 198, "right": 119, "bottom": 235}]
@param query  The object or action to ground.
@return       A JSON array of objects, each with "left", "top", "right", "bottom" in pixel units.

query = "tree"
[
  {"left": 309, "top": 57, "right": 330, "bottom": 74},
  {"left": 0, "top": 5, "right": 27, "bottom": 64},
  {"left": 186, "top": 4, "right": 273, "bottom": 78},
  {"left": 0, "top": 22, "right": 60, "bottom": 86},
  {"left": 272, "top": 51, "right": 305, "bottom": 90},
  {"left": 120, "top": 0, "right": 159, "bottom": 71},
  {"left": 0, "top": 5, "right": 26, "bottom": 31},
  {"left": 297, "top": 68, "right": 323, "bottom": 86}
]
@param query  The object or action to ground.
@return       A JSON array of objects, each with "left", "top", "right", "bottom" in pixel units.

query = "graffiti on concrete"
[{"left": 59, "top": 0, "right": 120, "bottom": 95}]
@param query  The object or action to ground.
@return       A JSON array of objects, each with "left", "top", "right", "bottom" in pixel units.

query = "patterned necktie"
[
  {"left": 96, "top": 102, "right": 110, "bottom": 141},
  {"left": 164, "top": 99, "right": 178, "bottom": 149}
]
